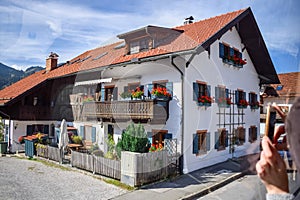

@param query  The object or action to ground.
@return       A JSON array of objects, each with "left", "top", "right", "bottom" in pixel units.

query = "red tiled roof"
[
  {"left": 272, "top": 72, "right": 300, "bottom": 97},
  {"left": 0, "top": 9, "right": 246, "bottom": 105}
]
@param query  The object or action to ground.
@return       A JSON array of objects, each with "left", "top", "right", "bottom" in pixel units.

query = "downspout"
[{"left": 169, "top": 55, "right": 184, "bottom": 174}]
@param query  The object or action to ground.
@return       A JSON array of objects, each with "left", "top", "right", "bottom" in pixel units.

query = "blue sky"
[{"left": 0, "top": 0, "right": 299, "bottom": 74}]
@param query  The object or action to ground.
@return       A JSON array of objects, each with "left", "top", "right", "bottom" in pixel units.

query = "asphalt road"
[
  {"left": 0, "top": 156, "right": 127, "bottom": 200},
  {"left": 198, "top": 174, "right": 300, "bottom": 200}
]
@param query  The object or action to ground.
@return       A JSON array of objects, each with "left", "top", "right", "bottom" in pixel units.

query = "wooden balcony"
[{"left": 71, "top": 99, "right": 169, "bottom": 123}]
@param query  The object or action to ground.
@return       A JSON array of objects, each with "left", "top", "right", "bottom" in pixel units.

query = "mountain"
[{"left": 0, "top": 63, "right": 44, "bottom": 89}]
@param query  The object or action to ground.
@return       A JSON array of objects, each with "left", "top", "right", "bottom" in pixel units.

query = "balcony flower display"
[
  {"left": 238, "top": 99, "right": 249, "bottom": 108},
  {"left": 83, "top": 96, "right": 94, "bottom": 102},
  {"left": 217, "top": 97, "right": 232, "bottom": 108},
  {"left": 131, "top": 87, "right": 144, "bottom": 99},
  {"left": 151, "top": 87, "right": 171, "bottom": 100},
  {"left": 198, "top": 95, "right": 212, "bottom": 106}
]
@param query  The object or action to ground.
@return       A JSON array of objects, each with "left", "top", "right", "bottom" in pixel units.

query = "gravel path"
[{"left": 0, "top": 156, "right": 127, "bottom": 200}]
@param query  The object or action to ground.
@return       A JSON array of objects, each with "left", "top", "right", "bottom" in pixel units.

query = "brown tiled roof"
[
  {"left": 272, "top": 72, "right": 300, "bottom": 97},
  {"left": 0, "top": 8, "right": 262, "bottom": 105}
]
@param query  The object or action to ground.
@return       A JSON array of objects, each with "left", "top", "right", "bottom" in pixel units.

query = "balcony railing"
[{"left": 71, "top": 99, "right": 169, "bottom": 123}]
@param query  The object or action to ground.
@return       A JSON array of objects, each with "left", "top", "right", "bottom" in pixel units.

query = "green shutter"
[
  {"left": 113, "top": 87, "right": 118, "bottom": 100},
  {"left": 229, "top": 47, "right": 234, "bottom": 57},
  {"left": 219, "top": 43, "right": 225, "bottom": 58},
  {"left": 80, "top": 126, "right": 84, "bottom": 138},
  {"left": 206, "top": 132, "right": 210, "bottom": 152},
  {"left": 193, "top": 134, "right": 199, "bottom": 154},
  {"left": 214, "top": 131, "right": 219, "bottom": 149},
  {"left": 147, "top": 132, "right": 153, "bottom": 144},
  {"left": 249, "top": 93, "right": 252, "bottom": 105},
  {"left": 101, "top": 88, "right": 105, "bottom": 102},
  {"left": 27, "top": 125, "right": 33, "bottom": 136},
  {"left": 207, "top": 85, "right": 211, "bottom": 97},
  {"left": 235, "top": 90, "right": 239, "bottom": 104},
  {"left": 193, "top": 82, "right": 199, "bottom": 101},
  {"left": 225, "top": 88, "right": 229, "bottom": 98},
  {"left": 91, "top": 127, "right": 96, "bottom": 143},
  {"left": 166, "top": 82, "right": 173, "bottom": 99},
  {"left": 243, "top": 92, "right": 247, "bottom": 101},
  {"left": 148, "top": 84, "right": 154, "bottom": 98},
  {"left": 239, "top": 52, "right": 242, "bottom": 59},
  {"left": 165, "top": 133, "right": 172, "bottom": 139}
]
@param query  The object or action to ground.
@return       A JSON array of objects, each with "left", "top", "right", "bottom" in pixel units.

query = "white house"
[{"left": 0, "top": 8, "right": 279, "bottom": 173}]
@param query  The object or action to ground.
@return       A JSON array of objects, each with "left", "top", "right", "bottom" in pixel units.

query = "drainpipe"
[{"left": 169, "top": 55, "right": 184, "bottom": 173}]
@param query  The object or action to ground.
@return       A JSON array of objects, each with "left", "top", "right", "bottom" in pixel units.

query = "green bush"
[
  {"left": 71, "top": 135, "right": 82, "bottom": 144},
  {"left": 116, "top": 123, "right": 150, "bottom": 158}
]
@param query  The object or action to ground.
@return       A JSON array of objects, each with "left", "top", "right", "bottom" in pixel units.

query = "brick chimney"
[{"left": 46, "top": 52, "right": 59, "bottom": 72}]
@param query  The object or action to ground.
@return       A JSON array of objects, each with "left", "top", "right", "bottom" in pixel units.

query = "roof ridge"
[{"left": 173, "top": 8, "right": 248, "bottom": 30}]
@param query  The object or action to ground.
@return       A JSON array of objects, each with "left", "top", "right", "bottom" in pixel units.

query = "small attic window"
[
  {"left": 130, "top": 37, "right": 150, "bottom": 54},
  {"left": 276, "top": 85, "right": 283, "bottom": 91}
]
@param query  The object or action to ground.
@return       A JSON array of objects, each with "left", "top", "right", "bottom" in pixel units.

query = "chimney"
[
  {"left": 184, "top": 16, "right": 194, "bottom": 25},
  {"left": 46, "top": 52, "right": 59, "bottom": 72}
]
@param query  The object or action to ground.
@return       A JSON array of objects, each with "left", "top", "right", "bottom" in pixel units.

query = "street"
[
  {"left": 0, "top": 156, "right": 127, "bottom": 200},
  {"left": 198, "top": 173, "right": 299, "bottom": 200}
]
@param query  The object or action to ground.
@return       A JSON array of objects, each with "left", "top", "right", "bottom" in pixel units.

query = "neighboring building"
[
  {"left": 260, "top": 72, "right": 300, "bottom": 129},
  {"left": 0, "top": 8, "right": 279, "bottom": 173}
]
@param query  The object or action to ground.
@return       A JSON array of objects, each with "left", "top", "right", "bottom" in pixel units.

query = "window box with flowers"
[
  {"left": 215, "top": 86, "right": 232, "bottom": 108},
  {"left": 219, "top": 43, "right": 247, "bottom": 68},
  {"left": 235, "top": 90, "right": 248, "bottom": 109},
  {"left": 119, "top": 90, "right": 132, "bottom": 100},
  {"left": 193, "top": 81, "right": 212, "bottom": 107},
  {"left": 131, "top": 87, "right": 144, "bottom": 99},
  {"left": 151, "top": 86, "right": 172, "bottom": 101},
  {"left": 249, "top": 92, "right": 259, "bottom": 110}
]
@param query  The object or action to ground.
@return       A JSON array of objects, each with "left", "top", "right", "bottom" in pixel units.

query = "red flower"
[{"left": 198, "top": 95, "right": 212, "bottom": 104}]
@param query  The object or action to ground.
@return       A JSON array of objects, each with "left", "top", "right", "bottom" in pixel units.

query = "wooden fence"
[
  {"left": 71, "top": 151, "right": 121, "bottom": 180},
  {"left": 36, "top": 145, "right": 61, "bottom": 162}
]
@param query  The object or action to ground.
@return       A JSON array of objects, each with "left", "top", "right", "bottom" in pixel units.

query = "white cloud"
[{"left": 1, "top": 0, "right": 299, "bottom": 72}]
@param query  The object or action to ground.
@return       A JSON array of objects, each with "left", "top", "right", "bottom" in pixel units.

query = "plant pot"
[
  {"left": 0, "top": 141, "right": 8, "bottom": 154},
  {"left": 198, "top": 102, "right": 211, "bottom": 107}
]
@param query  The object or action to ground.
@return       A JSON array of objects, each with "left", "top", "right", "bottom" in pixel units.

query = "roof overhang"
[{"left": 74, "top": 78, "right": 112, "bottom": 86}]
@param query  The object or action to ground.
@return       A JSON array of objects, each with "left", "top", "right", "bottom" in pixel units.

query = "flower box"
[{"left": 198, "top": 102, "right": 211, "bottom": 107}]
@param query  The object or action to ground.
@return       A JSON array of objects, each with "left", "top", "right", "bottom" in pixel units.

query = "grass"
[{"left": 103, "top": 178, "right": 135, "bottom": 191}]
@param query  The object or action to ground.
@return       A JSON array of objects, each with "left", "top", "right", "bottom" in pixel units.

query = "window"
[
  {"left": 248, "top": 92, "right": 259, "bottom": 109},
  {"left": 26, "top": 124, "right": 49, "bottom": 136},
  {"left": 215, "top": 86, "right": 231, "bottom": 107},
  {"left": 235, "top": 127, "right": 245, "bottom": 145},
  {"left": 151, "top": 129, "right": 172, "bottom": 147},
  {"left": 129, "top": 38, "right": 150, "bottom": 54},
  {"left": 193, "top": 130, "right": 210, "bottom": 155},
  {"left": 101, "top": 85, "right": 118, "bottom": 101},
  {"left": 193, "top": 81, "right": 211, "bottom": 106},
  {"left": 249, "top": 126, "right": 258, "bottom": 143},
  {"left": 147, "top": 81, "right": 173, "bottom": 99},
  {"left": 235, "top": 90, "right": 248, "bottom": 108},
  {"left": 219, "top": 43, "right": 246, "bottom": 67},
  {"left": 215, "top": 129, "right": 228, "bottom": 151}
]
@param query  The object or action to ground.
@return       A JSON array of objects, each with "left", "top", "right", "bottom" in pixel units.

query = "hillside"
[{"left": 0, "top": 63, "right": 44, "bottom": 89}]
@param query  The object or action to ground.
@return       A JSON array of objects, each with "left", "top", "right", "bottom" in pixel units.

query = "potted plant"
[
  {"left": 120, "top": 90, "right": 132, "bottom": 100},
  {"left": 0, "top": 117, "right": 8, "bottom": 154},
  {"left": 131, "top": 87, "right": 144, "bottom": 99},
  {"left": 151, "top": 87, "right": 171, "bottom": 100},
  {"left": 198, "top": 95, "right": 212, "bottom": 106}
]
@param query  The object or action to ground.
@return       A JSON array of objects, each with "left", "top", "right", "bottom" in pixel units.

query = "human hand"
[
  {"left": 256, "top": 136, "right": 289, "bottom": 194},
  {"left": 271, "top": 103, "right": 288, "bottom": 150}
]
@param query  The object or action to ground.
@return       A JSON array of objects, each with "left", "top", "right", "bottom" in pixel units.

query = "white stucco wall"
[{"left": 183, "top": 27, "right": 261, "bottom": 173}]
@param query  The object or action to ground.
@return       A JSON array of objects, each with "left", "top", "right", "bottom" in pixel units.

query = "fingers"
[
  {"left": 273, "top": 125, "right": 285, "bottom": 145},
  {"left": 272, "top": 102, "right": 286, "bottom": 121}
]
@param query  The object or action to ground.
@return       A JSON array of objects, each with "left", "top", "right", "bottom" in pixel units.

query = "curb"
[{"left": 180, "top": 172, "right": 244, "bottom": 200}]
